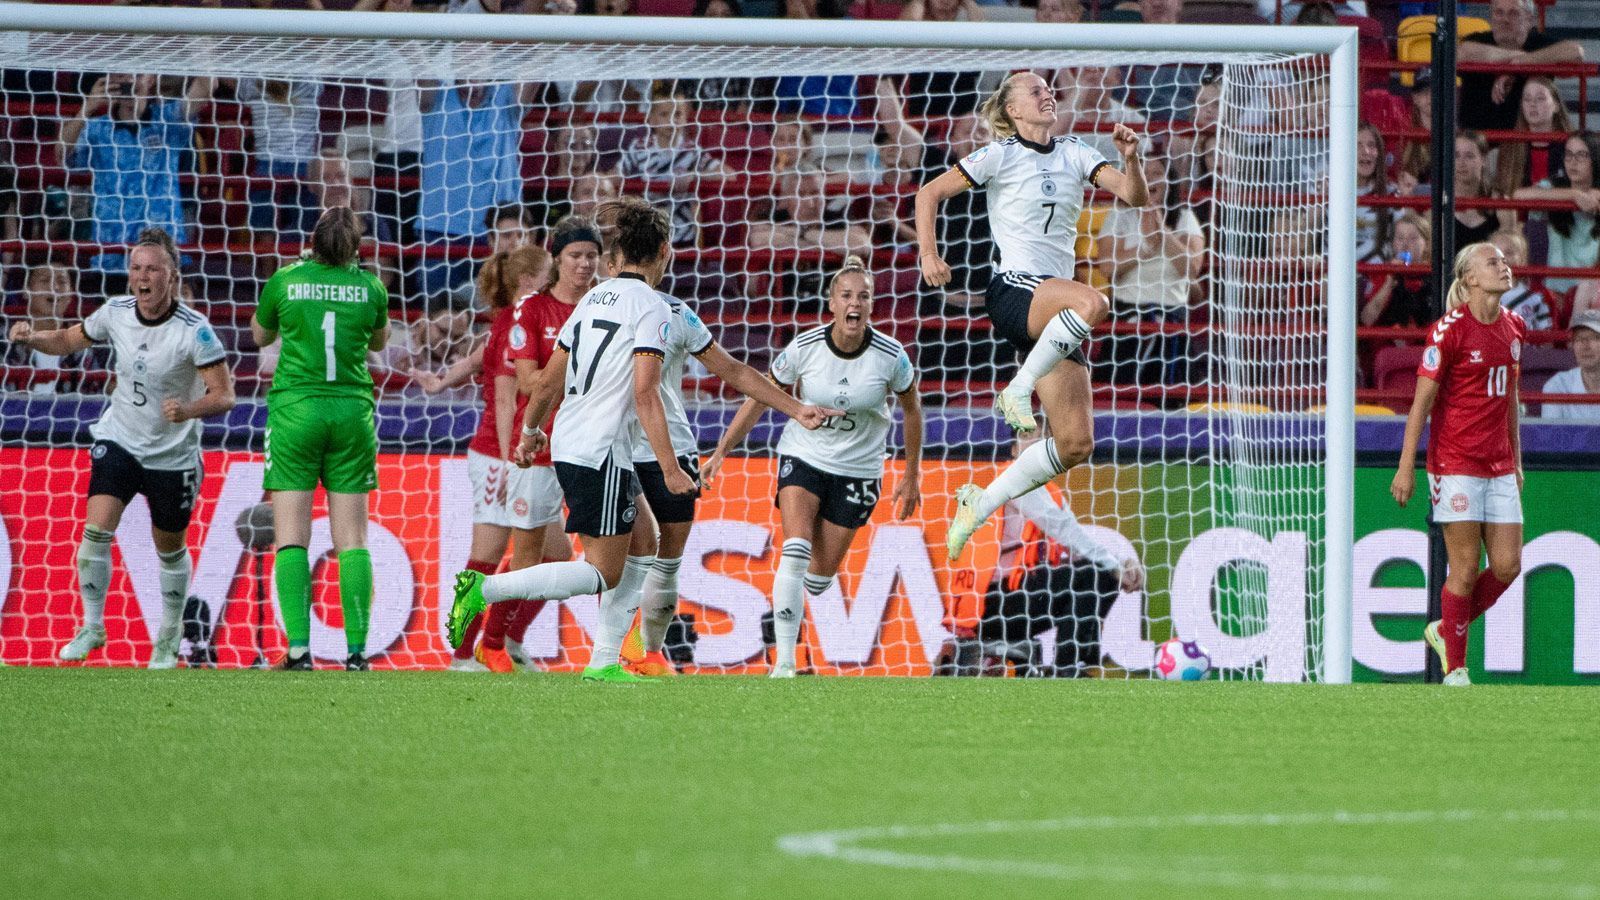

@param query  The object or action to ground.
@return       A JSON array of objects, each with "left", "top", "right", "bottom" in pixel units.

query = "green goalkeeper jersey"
[{"left": 257, "top": 258, "right": 389, "bottom": 405}]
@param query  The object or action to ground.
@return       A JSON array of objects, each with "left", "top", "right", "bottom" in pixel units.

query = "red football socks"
[
  {"left": 1470, "top": 570, "right": 1512, "bottom": 621},
  {"left": 1440, "top": 586, "right": 1471, "bottom": 672},
  {"left": 505, "top": 599, "right": 547, "bottom": 644}
]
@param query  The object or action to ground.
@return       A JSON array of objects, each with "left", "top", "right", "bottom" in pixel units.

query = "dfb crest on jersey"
[
  {"left": 1040, "top": 178, "right": 1057, "bottom": 197},
  {"left": 622, "top": 503, "right": 638, "bottom": 524},
  {"left": 91, "top": 443, "right": 107, "bottom": 459},
  {"left": 1511, "top": 339, "right": 1522, "bottom": 361},
  {"left": 779, "top": 458, "right": 794, "bottom": 478},
  {"left": 133, "top": 358, "right": 148, "bottom": 376},
  {"left": 834, "top": 393, "right": 849, "bottom": 409},
  {"left": 1421, "top": 345, "right": 1441, "bottom": 372}
]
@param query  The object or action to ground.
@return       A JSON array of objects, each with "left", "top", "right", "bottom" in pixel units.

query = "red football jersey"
[
  {"left": 506, "top": 291, "right": 577, "bottom": 467},
  {"left": 467, "top": 306, "right": 517, "bottom": 459},
  {"left": 1415, "top": 306, "right": 1526, "bottom": 477}
]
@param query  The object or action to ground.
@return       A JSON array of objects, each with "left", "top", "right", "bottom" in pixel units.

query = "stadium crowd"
[{"left": 2, "top": 0, "right": 1598, "bottom": 418}]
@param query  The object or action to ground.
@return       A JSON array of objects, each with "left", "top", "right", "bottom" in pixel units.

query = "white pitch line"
[{"left": 776, "top": 808, "right": 1600, "bottom": 898}]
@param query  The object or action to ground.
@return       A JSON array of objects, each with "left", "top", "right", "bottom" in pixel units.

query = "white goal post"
[{"left": 0, "top": 6, "right": 1356, "bottom": 681}]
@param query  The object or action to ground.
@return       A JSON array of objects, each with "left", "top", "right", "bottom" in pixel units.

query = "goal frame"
[{"left": 1, "top": 5, "right": 1358, "bottom": 683}]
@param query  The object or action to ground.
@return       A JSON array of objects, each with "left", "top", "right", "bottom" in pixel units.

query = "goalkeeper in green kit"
[{"left": 251, "top": 208, "right": 390, "bottom": 671}]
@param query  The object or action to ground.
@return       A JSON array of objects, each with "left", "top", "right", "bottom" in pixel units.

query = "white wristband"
[{"left": 521, "top": 425, "right": 540, "bottom": 438}]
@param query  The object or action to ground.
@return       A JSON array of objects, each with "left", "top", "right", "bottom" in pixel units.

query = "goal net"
[{"left": 0, "top": 10, "right": 1353, "bottom": 680}]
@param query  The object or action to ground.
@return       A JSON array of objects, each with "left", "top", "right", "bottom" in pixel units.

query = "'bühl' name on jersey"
[
  {"left": 954, "top": 135, "right": 1109, "bottom": 280},
  {"left": 83, "top": 297, "right": 226, "bottom": 470},
  {"left": 772, "top": 325, "right": 916, "bottom": 479},
  {"left": 631, "top": 291, "right": 715, "bottom": 464},
  {"left": 551, "top": 274, "right": 670, "bottom": 470}
]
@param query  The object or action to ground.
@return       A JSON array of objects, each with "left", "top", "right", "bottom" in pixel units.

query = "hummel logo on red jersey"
[{"left": 1470, "top": 350, "right": 1483, "bottom": 364}]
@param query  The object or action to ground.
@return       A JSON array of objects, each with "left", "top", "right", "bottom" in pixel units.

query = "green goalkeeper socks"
[
  {"left": 275, "top": 545, "right": 312, "bottom": 650},
  {"left": 339, "top": 548, "right": 372, "bottom": 656}
]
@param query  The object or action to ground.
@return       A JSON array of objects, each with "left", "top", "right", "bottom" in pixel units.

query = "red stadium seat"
[{"left": 1373, "top": 344, "right": 1425, "bottom": 396}]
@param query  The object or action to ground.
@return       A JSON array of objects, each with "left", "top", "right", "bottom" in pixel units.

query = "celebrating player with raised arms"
[
  {"left": 914, "top": 71, "right": 1147, "bottom": 561},
  {"left": 704, "top": 256, "right": 924, "bottom": 678},
  {"left": 9, "top": 229, "right": 235, "bottom": 668},
  {"left": 252, "top": 208, "right": 390, "bottom": 672},
  {"left": 1392, "top": 242, "right": 1526, "bottom": 687}
]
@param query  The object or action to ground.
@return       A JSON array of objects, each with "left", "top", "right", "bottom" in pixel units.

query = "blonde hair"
[
  {"left": 1395, "top": 210, "right": 1431, "bottom": 251},
  {"left": 1489, "top": 227, "right": 1529, "bottom": 266},
  {"left": 1446, "top": 242, "right": 1496, "bottom": 311},
  {"left": 977, "top": 73, "right": 1030, "bottom": 141},
  {"left": 827, "top": 254, "right": 873, "bottom": 298}
]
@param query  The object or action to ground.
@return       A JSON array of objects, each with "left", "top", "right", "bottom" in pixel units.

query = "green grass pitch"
[{"left": 2, "top": 669, "right": 1595, "bottom": 899}]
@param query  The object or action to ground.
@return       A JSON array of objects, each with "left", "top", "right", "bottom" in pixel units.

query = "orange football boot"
[
  {"left": 627, "top": 650, "right": 677, "bottom": 677},
  {"left": 476, "top": 644, "right": 515, "bottom": 674}
]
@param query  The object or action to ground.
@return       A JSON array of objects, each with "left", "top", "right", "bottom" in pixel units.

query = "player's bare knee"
[
  {"left": 1078, "top": 291, "right": 1110, "bottom": 327},
  {"left": 1053, "top": 433, "right": 1092, "bottom": 469},
  {"left": 1490, "top": 555, "right": 1521, "bottom": 584}
]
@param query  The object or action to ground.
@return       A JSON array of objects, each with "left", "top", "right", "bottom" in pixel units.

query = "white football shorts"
[{"left": 1429, "top": 473, "right": 1522, "bottom": 524}]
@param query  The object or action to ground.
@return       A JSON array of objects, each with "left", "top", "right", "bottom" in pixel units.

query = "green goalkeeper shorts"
[{"left": 263, "top": 396, "right": 379, "bottom": 494}]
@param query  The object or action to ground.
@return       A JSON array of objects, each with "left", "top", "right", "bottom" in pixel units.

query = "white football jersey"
[
  {"left": 632, "top": 291, "right": 715, "bottom": 464},
  {"left": 82, "top": 297, "right": 227, "bottom": 470},
  {"left": 772, "top": 326, "right": 916, "bottom": 479},
  {"left": 550, "top": 274, "right": 670, "bottom": 470},
  {"left": 955, "top": 135, "right": 1109, "bottom": 279}
]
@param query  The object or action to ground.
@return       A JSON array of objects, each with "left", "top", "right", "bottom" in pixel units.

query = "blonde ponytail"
[
  {"left": 1446, "top": 242, "right": 1491, "bottom": 311},
  {"left": 978, "top": 73, "right": 1028, "bottom": 141}
]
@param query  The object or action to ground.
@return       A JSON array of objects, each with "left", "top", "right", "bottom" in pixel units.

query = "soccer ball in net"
[{"left": 1153, "top": 639, "right": 1212, "bottom": 682}]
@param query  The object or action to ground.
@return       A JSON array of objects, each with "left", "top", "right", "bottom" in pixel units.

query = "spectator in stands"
[
  {"left": 615, "top": 84, "right": 725, "bottom": 248},
  {"left": 1051, "top": 67, "right": 1147, "bottom": 163},
  {"left": 1165, "top": 76, "right": 1219, "bottom": 201},
  {"left": 1356, "top": 121, "right": 1396, "bottom": 264},
  {"left": 1541, "top": 311, "right": 1600, "bottom": 421},
  {"left": 691, "top": 0, "right": 755, "bottom": 111},
  {"left": 916, "top": 112, "right": 994, "bottom": 314},
  {"left": 1484, "top": 227, "right": 1548, "bottom": 329},
  {"left": 747, "top": 169, "right": 872, "bottom": 291},
  {"left": 294, "top": 149, "right": 398, "bottom": 286},
  {"left": 1035, "top": 0, "right": 1083, "bottom": 23},
  {"left": 3, "top": 263, "right": 96, "bottom": 395},
  {"left": 899, "top": 0, "right": 984, "bottom": 118},
  {"left": 371, "top": 307, "right": 480, "bottom": 401},
  {"left": 417, "top": 79, "right": 526, "bottom": 302},
  {"left": 1458, "top": 0, "right": 1586, "bottom": 132},
  {"left": 234, "top": 78, "right": 322, "bottom": 239},
  {"left": 0, "top": 157, "right": 16, "bottom": 271},
  {"left": 1492, "top": 77, "right": 1574, "bottom": 199},
  {"left": 1103, "top": 154, "right": 1204, "bottom": 384},
  {"left": 1125, "top": 0, "right": 1203, "bottom": 122},
  {"left": 1520, "top": 132, "right": 1600, "bottom": 297},
  {"left": 1361, "top": 211, "right": 1432, "bottom": 327},
  {"left": 1490, "top": 227, "right": 1554, "bottom": 330},
  {"left": 1398, "top": 76, "right": 1431, "bottom": 196},
  {"left": 59, "top": 73, "right": 211, "bottom": 280},
  {"left": 487, "top": 203, "right": 536, "bottom": 255},
  {"left": 1454, "top": 130, "right": 1512, "bottom": 251},
  {"left": 354, "top": 0, "right": 426, "bottom": 245}
]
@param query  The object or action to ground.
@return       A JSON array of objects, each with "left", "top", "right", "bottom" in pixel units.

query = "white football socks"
[
  {"left": 156, "top": 547, "right": 191, "bottom": 641},
  {"left": 976, "top": 439, "right": 1067, "bottom": 524},
  {"left": 77, "top": 525, "right": 113, "bottom": 630},
  {"left": 772, "top": 538, "right": 811, "bottom": 670},
  {"left": 589, "top": 555, "right": 655, "bottom": 670},
  {"left": 483, "top": 559, "right": 606, "bottom": 604},
  {"left": 640, "top": 556, "right": 682, "bottom": 652},
  {"left": 1008, "top": 308, "right": 1091, "bottom": 398},
  {"left": 802, "top": 572, "right": 834, "bottom": 598}
]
